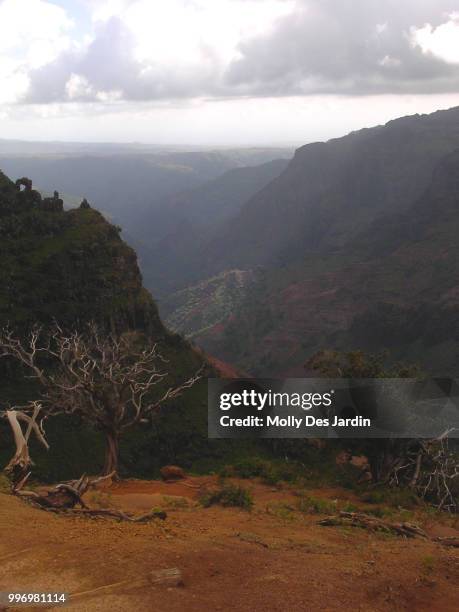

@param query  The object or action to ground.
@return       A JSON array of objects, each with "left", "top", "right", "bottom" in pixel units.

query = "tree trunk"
[
  {"left": 103, "top": 431, "right": 119, "bottom": 476},
  {"left": 5, "top": 410, "right": 32, "bottom": 480}
]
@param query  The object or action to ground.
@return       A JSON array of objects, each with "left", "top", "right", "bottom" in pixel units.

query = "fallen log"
[
  {"left": 15, "top": 473, "right": 92, "bottom": 509},
  {"left": 433, "top": 536, "right": 459, "bottom": 548},
  {"left": 318, "top": 511, "right": 428, "bottom": 538},
  {"left": 53, "top": 508, "right": 167, "bottom": 522},
  {"left": 10, "top": 471, "right": 166, "bottom": 522},
  {"left": 13, "top": 472, "right": 167, "bottom": 521}
]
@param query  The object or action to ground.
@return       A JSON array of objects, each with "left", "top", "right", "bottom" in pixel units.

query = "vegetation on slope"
[{"left": 0, "top": 169, "right": 207, "bottom": 479}]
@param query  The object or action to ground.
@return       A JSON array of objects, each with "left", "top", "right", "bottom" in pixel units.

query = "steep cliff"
[
  {"left": 0, "top": 169, "right": 210, "bottom": 478},
  {"left": 0, "top": 170, "right": 165, "bottom": 334}
]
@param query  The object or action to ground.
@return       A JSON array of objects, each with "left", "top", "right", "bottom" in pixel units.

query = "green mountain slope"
[
  {"left": 0, "top": 170, "right": 161, "bottom": 332},
  {"left": 0, "top": 169, "right": 209, "bottom": 478}
]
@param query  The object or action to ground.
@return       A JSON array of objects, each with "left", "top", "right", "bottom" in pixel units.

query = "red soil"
[{"left": 1, "top": 477, "right": 458, "bottom": 611}]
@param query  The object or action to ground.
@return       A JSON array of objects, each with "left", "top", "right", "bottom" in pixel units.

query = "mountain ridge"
[{"left": 163, "top": 106, "right": 459, "bottom": 376}]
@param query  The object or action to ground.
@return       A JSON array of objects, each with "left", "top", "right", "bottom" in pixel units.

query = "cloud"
[
  {"left": 413, "top": 12, "right": 459, "bottom": 65},
  {"left": 226, "top": 0, "right": 459, "bottom": 95},
  {"left": 0, "top": 0, "right": 73, "bottom": 104},
  {"left": 6, "top": 0, "right": 459, "bottom": 105},
  {"left": 21, "top": 0, "right": 295, "bottom": 103}
]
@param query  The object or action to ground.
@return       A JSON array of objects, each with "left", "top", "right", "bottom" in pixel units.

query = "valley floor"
[{"left": 1, "top": 477, "right": 458, "bottom": 612}]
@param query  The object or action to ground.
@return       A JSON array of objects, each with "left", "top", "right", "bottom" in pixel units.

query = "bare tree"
[
  {"left": 0, "top": 324, "right": 203, "bottom": 476},
  {"left": 0, "top": 401, "right": 49, "bottom": 485},
  {"left": 386, "top": 430, "right": 459, "bottom": 512}
]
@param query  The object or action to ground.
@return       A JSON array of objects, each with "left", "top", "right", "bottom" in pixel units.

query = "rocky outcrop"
[
  {"left": 41, "top": 190, "right": 64, "bottom": 212},
  {"left": 0, "top": 169, "right": 166, "bottom": 336}
]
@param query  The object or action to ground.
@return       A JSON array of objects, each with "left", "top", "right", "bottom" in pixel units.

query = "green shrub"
[
  {"left": 421, "top": 555, "right": 436, "bottom": 573},
  {"left": 341, "top": 502, "right": 359, "bottom": 513},
  {"left": 199, "top": 483, "right": 253, "bottom": 510},
  {"left": 360, "top": 487, "right": 420, "bottom": 508},
  {"left": 220, "top": 457, "right": 303, "bottom": 486},
  {"left": 223, "top": 458, "right": 269, "bottom": 479}
]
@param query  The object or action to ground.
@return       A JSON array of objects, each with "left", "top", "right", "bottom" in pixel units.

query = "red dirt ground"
[{"left": 1, "top": 477, "right": 458, "bottom": 611}]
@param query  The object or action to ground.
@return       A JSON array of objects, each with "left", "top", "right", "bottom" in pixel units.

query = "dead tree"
[
  {"left": 0, "top": 324, "right": 202, "bottom": 476},
  {"left": 307, "top": 350, "right": 459, "bottom": 510},
  {"left": 13, "top": 471, "right": 167, "bottom": 520},
  {"left": 1, "top": 401, "right": 49, "bottom": 486},
  {"left": 386, "top": 430, "right": 458, "bottom": 512}
]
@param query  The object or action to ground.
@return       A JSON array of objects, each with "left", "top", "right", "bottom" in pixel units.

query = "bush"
[
  {"left": 199, "top": 483, "right": 253, "bottom": 510},
  {"left": 220, "top": 458, "right": 269, "bottom": 479},
  {"left": 359, "top": 487, "right": 420, "bottom": 508},
  {"left": 220, "top": 458, "right": 302, "bottom": 486}
]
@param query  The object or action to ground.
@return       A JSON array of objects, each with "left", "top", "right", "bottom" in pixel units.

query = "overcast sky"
[{"left": 1, "top": 0, "right": 459, "bottom": 145}]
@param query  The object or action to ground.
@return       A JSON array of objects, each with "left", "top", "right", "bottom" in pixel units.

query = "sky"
[{"left": 1, "top": 0, "right": 459, "bottom": 145}]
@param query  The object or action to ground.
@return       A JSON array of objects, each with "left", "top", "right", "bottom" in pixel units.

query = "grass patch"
[
  {"left": 266, "top": 502, "right": 295, "bottom": 521},
  {"left": 296, "top": 495, "right": 337, "bottom": 515},
  {"left": 161, "top": 495, "right": 190, "bottom": 509},
  {"left": 364, "top": 506, "right": 394, "bottom": 519},
  {"left": 421, "top": 555, "right": 436, "bottom": 573},
  {"left": 341, "top": 502, "right": 359, "bottom": 513},
  {"left": 199, "top": 483, "right": 253, "bottom": 510}
]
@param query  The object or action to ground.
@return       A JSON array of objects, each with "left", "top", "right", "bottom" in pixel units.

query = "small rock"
[
  {"left": 150, "top": 568, "right": 184, "bottom": 587},
  {"left": 160, "top": 465, "right": 186, "bottom": 481},
  {"left": 335, "top": 450, "right": 351, "bottom": 465},
  {"left": 350, "top": 455, "right": 370, "bottom": 469}
]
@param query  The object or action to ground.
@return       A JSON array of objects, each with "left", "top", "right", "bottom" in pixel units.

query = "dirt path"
[{"left": 1, "top": 478, "right": 458, "bottom": 611}]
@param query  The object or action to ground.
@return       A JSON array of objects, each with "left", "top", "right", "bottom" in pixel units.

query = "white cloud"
[
  {"left": 412, "top": 13, "right": 459, "bottom": 65},
  {"left": 225, "top": 0, "right": 459, "bottom": 96},
  {"left": 65, "top": 73, "right": 94, "bottom": 100},
  {"left": 0, "top": 0, "right": 73, "bottom": 103},
  {"left": 0, "top": 0, "right": 73, "bottom": 66},
  {"left": 1, "top": 0, "right": 459, "bottom": 121},
  {"left": 22, "top": 0, "right": 295, "bottom": 103}
]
